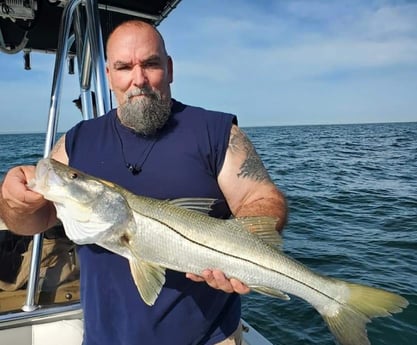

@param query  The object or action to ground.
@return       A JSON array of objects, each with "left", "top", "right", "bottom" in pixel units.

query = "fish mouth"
[{"left": 27, "top": 158, "right": 64, "bottom": 196}]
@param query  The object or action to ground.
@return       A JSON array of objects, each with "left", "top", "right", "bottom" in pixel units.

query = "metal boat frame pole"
[{"left": 22, "top": 0, "right": 103, "bottom": 312}]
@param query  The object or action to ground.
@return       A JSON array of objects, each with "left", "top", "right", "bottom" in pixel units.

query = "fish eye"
[{"left": 70, "top": 172, "right": 78, "bottom": 179}]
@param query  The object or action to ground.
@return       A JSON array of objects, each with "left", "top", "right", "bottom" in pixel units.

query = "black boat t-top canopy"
[{"left": 0, "top": 0, "right": 181, "bottom": 54}]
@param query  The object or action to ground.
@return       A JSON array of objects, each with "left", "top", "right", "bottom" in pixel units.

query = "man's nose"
[{"left": 132, "top": 65, "right": 148, "bottom": 87}]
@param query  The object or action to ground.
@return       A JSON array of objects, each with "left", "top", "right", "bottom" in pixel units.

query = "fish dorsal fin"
[
  {"left": 252, "top": 286, "right": 290, "bottom": 300},
  {"left": 168, "top": 198, "right": 232, "bottom": 219},
  {"left": 129, "top": 258, "right": 166, "bottom": 306},
  {"left": 168, "top": 198, "right": 218, "bottom": 215},
  {"left": 232, "top": 217, "right": 282, "bottom": 248}
]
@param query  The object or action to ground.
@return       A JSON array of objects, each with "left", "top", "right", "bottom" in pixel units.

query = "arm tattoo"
[{"left": 229, "top": 126, "right": 270, "bottom": 182}]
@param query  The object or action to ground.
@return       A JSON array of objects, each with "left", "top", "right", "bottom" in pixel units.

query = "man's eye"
[
  {"left": 116, "top": 66, "right": 131, "bottom": 70},
  {"left": 114, "top": 63, "right": 132, "bottom": 70},
  {"left": 143, "top": 61, "right": 161, "bottom": 69}
]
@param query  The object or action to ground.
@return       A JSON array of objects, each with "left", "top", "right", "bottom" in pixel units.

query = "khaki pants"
[
  {"left": 215, "top": 322, "right": 242, "bottom": 345},
  {"left": 0, "top": 236, "right": 78, "bottom": 292}
]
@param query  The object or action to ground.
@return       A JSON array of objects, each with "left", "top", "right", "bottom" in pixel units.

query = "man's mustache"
[{"left": 125, "top": 87, "right": 156, "bottom": 100}]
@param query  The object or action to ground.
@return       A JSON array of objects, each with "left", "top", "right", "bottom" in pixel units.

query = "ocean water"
[
  {"left": 0, "top": 122, "right": 416, "bottom": 344},
  {"left": 241, "top": 122, "right": 417, "bottom": 345}
]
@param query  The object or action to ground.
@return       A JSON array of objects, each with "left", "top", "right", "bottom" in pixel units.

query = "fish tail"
[{"left": 322, "top": 282, "right": 408, "bottom": 345}]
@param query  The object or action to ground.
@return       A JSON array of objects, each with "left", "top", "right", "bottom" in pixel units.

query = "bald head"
[{"left": 106, "top": 20, "right": 168, "bottom": 58}]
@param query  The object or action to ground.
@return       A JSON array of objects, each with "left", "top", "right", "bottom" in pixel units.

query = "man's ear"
[
  {"left": 106, "top": 65, "right": 113, "bottom": 90},
  {"left": 167, "top": 56, "right": 173, "bottom": 84}
]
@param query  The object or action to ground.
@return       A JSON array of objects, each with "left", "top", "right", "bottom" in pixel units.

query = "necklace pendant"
[{"left": 126, "top": 163, "right": 141, "bottom": 175}]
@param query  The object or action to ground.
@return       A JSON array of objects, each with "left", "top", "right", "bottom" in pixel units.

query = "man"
[{"left": 0, "top": 20, "right": 287, "bottom": 344}]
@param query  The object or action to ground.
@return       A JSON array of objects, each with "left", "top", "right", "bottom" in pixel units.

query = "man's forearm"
[{"left": 234, "top": 188, "right": 288, "bottom": 233}]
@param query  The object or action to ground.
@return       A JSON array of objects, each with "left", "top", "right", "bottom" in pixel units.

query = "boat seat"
[{"left": 0, "top": 228, "right": 80, "bottom": 313}]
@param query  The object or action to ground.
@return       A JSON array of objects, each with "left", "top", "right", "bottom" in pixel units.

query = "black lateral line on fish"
[{"left": 143, "top": 215, "right": 340, "bottom": 303}]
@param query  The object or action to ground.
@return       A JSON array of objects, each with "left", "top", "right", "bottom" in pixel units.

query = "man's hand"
[
  {"left": 0, "top": 165, "right": 56, "bottom": 234},
  {"left": 186, "top": 269, "right": 250, "bottom": 294},
  {"left": 1, "top": 166, "right": 44, "bottom": 213}
]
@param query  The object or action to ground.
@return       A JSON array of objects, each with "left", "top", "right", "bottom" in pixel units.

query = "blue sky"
[{"left": 1, "top": 0, "right": 416, "bottom": 133}]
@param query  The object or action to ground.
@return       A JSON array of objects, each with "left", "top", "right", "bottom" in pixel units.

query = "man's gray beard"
[{"left": 118, "top": 90, "right": 171, "bottom": 136}]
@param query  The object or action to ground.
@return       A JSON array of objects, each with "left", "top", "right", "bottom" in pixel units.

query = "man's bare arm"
[
  {"left": 50, "top": 135, "right": 69, "bottom": 164},
  {"left": 219, "top": 124, "right": 287, "bottom": 232}
]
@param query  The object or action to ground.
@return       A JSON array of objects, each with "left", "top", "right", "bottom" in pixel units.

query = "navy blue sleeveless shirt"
[{"left": 65, "top": 100, "right": 240, "bottom": 345}]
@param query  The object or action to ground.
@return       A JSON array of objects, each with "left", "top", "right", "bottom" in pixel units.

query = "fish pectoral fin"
[
  {"left": 251, "top": 286, "right": 290, "bottom": 300},
  {"left": 129, "top": 259, "right": 166, "bottom": 306},
  {"left": 231, "top": 217, "right": 283, "bottom": 248}
]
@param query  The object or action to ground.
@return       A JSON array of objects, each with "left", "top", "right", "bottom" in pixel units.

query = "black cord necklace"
[{"left": 114, "top": 117, "right": 158, "bottom": 175}]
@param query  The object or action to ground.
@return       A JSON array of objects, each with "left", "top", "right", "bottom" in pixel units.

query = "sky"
[{"left": 0, "top": 0, "right": 417, "bottom": 133}]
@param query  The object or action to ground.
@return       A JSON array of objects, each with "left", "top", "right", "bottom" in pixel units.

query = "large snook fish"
[{"left": 28, "top": 158, "right": 408, "bottom": 345}]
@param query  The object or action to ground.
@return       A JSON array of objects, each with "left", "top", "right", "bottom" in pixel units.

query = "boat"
[{"left": 0, "top": 1, "right": 273, "bottom": 344}]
